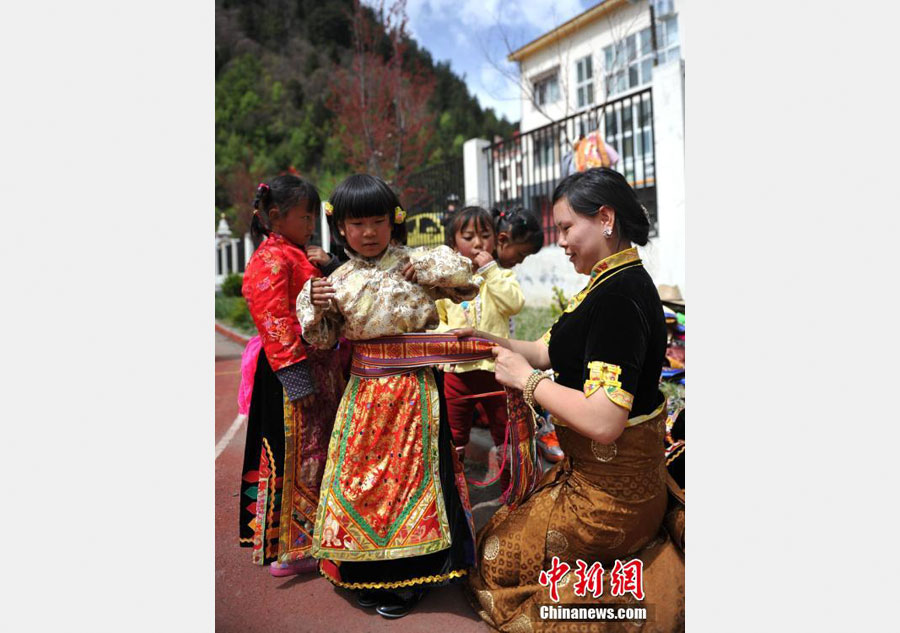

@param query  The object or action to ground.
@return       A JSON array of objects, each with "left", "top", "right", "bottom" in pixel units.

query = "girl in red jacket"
[{"left": 238, "top": 175, "right": 345, "bottom": 577}]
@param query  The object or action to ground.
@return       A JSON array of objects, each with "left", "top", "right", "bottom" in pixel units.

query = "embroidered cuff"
[
  {"left": 584, "top": 361, "right": 634, "bottom": 411},
  {"left": 541, "top": 328, "right": 552, "bottom": 346},
  {"left": 276, "top": 360, "right": 316, "bottom": 401},
  {"left": 477, "top": 260, "right": 498, "bottom": 276}
]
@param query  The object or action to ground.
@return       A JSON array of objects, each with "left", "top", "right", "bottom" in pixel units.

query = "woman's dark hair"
[
  {"left": 326, "top": 174, "right": 408, "bottom": 253},
  {"left": 551, "top": 167, "right": 650, "bottom": 246},
  {"left": 251, "top": 174, "right": 321, "bottom": 246},
  {"left": 444, "top": 205, "right": 494, "bottom": 247},
  {"left": 492, "top": 206, "right": 544, "bottom": 254}
]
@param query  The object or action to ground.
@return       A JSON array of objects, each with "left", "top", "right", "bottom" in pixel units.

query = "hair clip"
[
  {"left": 394, "top": 206, "right": 406, "bottom": 224},
  {"left": 324, "top": 201, "right": 334, "bottom": 216},
  {"left": 257, "top": 182, "right": 270, "bottom": 193}
]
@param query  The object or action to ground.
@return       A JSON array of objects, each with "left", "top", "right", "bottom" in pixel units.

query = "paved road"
[{"left": 215, "top": 332, "right": 493, "bottom": 632}]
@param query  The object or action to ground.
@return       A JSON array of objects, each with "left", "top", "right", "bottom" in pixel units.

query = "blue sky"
[{"left": 369, "top": 0, "right": 599, "bottom": 123}]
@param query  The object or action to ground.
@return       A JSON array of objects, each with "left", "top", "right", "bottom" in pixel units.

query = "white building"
[
  {"left": 513, "top": 0, "right": 681, "bottom": 135},
  {"left": 464, "top": 0, "right": 685, "bottom": 305}
]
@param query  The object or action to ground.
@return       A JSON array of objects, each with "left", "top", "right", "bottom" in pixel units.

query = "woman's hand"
[
  {"left": 402, "top": 262, "right": 418, "bottom": 283},
  {"left": 306, "top": 245, "right": 330, "bottom": 265},
  {"left": 449, "top": 327, "right": 498, "bottom": 345},
  {"left": 450, "top": 327, "right": 514, "bottom": 351},
  {"left": 310, "top": 278, "right": 336, "bottom": 308},
  {"left": 492, "top": 346, "right": 534, "bottom": 391}
]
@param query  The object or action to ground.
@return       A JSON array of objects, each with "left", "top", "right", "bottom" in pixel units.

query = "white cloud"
[
  {"left": 507, "top": 0, "right": 588, "bottom": 31},
  {"left": 476, "top": 0, "right": 587, "bottom": 33},
  {"left": 452, "top": 27, "right": 469, "bottom": 48},
  {"left": 409, "top": 0, "right": 590, "bottom": 38},
  {"left": 368, "top": 0, "right": 599, "bottom": 123}
]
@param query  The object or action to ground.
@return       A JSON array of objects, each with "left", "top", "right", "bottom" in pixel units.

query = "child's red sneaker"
[{"left": 537, "top": 429, "right": 565, "bottom": 463}]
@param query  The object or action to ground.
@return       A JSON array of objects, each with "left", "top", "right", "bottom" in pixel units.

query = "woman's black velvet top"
[{"left": 547, "top": 249, "right": 667, "bottom": 417}]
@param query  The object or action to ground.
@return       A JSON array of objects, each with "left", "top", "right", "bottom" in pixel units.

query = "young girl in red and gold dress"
[
  {"left": 297, "top": 174, "right": 489, "bottom": 618},
  {"left": 238, "top": 175, "right": 344, "bottom": 577}
]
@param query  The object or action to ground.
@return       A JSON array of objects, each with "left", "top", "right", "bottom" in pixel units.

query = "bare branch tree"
[{"left": 327, "top": 0, "right": 436, "bottom": 204}]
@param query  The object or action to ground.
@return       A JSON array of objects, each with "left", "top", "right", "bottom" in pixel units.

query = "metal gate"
[
  {"left": 484, "top": 88, "right": 658, "bottom": 246},
  {"left": 404, "top": 157, "right": 464, "bottom": 248}
]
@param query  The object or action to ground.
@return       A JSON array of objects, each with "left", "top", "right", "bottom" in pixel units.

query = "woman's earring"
[{"left": 603, "top": 227, "right": 613, "bottom": 238}]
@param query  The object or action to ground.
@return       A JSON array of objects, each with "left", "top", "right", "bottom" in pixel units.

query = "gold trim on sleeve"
[
  {"left": 604, "top": 386, "right": 634, "bottom": 411},
  {"left": 626, "top": 398, "right": 667, "bottom": 427},
  {"left": 584, "top": 361, "right": 633, "bottom": 411}
]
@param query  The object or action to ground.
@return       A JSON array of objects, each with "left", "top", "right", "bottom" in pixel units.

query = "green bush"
[
  {"left": 215, "top": 294, "right": 257, "bottom": 336},
  {"left": 659, "top": 381, "right": 685, "bottom": 412},
  {"left": 549, "top": 285, "right": 569, "bottom": 320},
  {"left": 221, "top": 273, "right": 244, "bottom": 297},
  {"left": 215, "top": 294, "right": 235, "bottom": 320},
  {"left": 227, "top": 297, "right": 255, "bottom": 332},
  {"left": 514, "top": 306, "right": 555, "bottom": 342}
]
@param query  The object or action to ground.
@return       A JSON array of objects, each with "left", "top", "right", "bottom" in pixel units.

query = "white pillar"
[
  {"left": 220, "top": 242, "right": 229, "bottom": 276},
  {"left": 463, "top": 138, "right": 491, "bottom": 207},
  {"left": 244, "top": 232, "right": 254, "bottom": 264},
  {"left": 215, "top": 238, "right": 222, "bottom": 287},
  {"left": 230, "top": 239, "right": 239, "bottom": 274},
  {"left": 651, "top": 59, "right": 686, "bottom": 297},
  {"left": 320, "top": 201, "right": 331, "bottom": 251},
  {"left": 215, "top": 214, "right": 233, "bottom": 288}
]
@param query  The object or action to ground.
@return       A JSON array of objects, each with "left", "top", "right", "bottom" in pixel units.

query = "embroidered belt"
[{"left": 350, "top": 332, "right": 495, "bottom": 378}]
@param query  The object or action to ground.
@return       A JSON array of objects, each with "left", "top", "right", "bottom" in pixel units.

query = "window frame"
[
  {"left": 531, "top": 69, "right": 561, "bottom": 108},
  {"left": 574, "top": 54, "right": 595, "bottom": 110},
  {"left": 602, "top": 14, "right": 681, "bottom": 98}
]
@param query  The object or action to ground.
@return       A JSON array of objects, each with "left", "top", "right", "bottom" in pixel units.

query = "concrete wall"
[
  {"left": 463, "top": 138, "right": 491, "bottom": 207},
  {"left": 650, "top": 58, "right": 685, "bottom": 295},
  {"left": 512, "top": 244, "right": 586, "bottom": 307},
  {"left": 511, "top": 242, "right": 665, "bottom": 308}
]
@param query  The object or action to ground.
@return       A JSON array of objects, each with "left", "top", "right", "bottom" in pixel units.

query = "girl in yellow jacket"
[{"left": 435, "top": 206, "right": 544, "bottom": 465}]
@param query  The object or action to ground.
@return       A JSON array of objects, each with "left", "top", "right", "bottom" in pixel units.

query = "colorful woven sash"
[{"left": 350, "top": 332, "right": 496, "bottom": 377}]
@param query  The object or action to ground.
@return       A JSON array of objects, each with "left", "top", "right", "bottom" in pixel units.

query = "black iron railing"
[
  {"left": 484, "top": 88, "right": 658, "bottom": 246},
  {"left": 404, "top": 157, "right": 464, "bottom": 248}
]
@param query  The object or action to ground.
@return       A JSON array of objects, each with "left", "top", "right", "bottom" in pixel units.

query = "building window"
[
  {"left": 533, "top": 72, "right": 560, "bottom": 107},
  {"left": 655, "top": 15, "right": 680, "bottom": 64},
  {"left": 575, "top": 55, "right": 594, "bottom": 109},
  {"left": 653, "top": 0, "right": 675, "bottom": 18},
  {"left": 603, "top": 14, "right": 680, "bottom": 97}
]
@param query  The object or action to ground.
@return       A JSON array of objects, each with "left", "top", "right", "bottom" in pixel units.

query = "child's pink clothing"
[{"left": 237, "top": 336, "right": 262, "bottom": 416}]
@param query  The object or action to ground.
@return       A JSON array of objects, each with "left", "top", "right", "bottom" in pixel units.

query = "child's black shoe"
[
  {"left": 374, "top": 589, "right": 424, "bottom": 618},
  {"left": 357, "top": 589, "right": 387, "bottom": 608}
]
